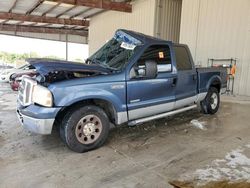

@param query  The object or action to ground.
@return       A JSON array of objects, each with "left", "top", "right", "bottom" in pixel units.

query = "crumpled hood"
[{"left": 26, "top": 58, "right": 111, "bottom": 76}]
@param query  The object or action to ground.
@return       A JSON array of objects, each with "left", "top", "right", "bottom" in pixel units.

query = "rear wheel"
[
  {"left": 200, "top": 87, "right": 220, "bottom": 114},
  {"left": 60, "top": 105, "right": 110, "bottom": 153}
]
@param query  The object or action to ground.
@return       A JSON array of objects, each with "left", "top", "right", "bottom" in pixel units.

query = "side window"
[
  {"left": 137, "top": 45, "right": 172, "bottom": 72},
  {"left": 174, "top": 46, "right": 192, "bottom": 71}
]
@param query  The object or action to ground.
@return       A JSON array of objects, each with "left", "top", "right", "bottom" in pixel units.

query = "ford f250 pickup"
[{"left": 17, "top": 29, "right": 227, "bottom": 153}]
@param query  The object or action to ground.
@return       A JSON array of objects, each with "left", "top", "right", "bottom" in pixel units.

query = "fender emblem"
[
  {"left": 130, "top": 99, "right": 140, "bottom": 103},
  {"left": 111, "top": 84, "right": 124, "bottom": 89}
]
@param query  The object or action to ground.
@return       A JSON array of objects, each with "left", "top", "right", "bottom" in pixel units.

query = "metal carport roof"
[{"left": 0, "top": 0, "right": 132, "bottom": 42}]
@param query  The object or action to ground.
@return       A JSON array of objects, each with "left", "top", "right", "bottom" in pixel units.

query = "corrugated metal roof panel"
[
  {"left": 0, "top": 0, "right": 133, "bottom": 41},
  {"left": 46, "top": 4, "right": 73, "bottom": 17},
  {"left": 31, "top": 3, "right": 55, "bottom": 16},
  {"left": 62, "top": 6, "right": 89, "bottom": 17},
  {"left": 60, "top": 3, "right": 74, "bottom": 8},
  {"left": 12, "top": 0, "right": 39, "bottom": 14},
  {"left": 47, "top": 24, "right": 65, "bottom": 28},
  {"left": 20, "top": 21, "right": 36, "bottom": 25},
  {"left": 0, "top": 0, "right": 106, "bottom": 31},
  {"left": 5, "top": 20, "right": 21, "bottom": 24},
  {"left": 79, "top": 8, "right": 102, "bottom": 18},
  {"left": 0, "top": 0, "right": 14, "bottom": 12},
  {"left": 35, "top": 23, "right": 50, "bottom": 26}
]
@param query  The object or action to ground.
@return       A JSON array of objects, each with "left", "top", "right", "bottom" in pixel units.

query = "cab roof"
[{"left": 118, "top": 29, "right": 173, "bottom": 45}]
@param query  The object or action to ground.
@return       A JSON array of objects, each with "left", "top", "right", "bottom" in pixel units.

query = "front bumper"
[
  {"left": 17, "top": 103, "right": 61, "bottom": 135},
  {"left": 17, "top": 110, "right": 54, "bottom": 135}
]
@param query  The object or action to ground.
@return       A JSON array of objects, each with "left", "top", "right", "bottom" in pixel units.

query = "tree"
[{"left": 0, "top": 51, "right": 62, "bottom": 66}]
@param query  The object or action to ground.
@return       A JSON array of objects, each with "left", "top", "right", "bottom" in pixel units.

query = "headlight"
[{"left": 32, "top": 85, "right": 53, "bottom": 107}]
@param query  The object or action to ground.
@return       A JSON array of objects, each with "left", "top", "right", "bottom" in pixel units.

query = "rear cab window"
[{"left": 174, "top": 45, "right": 193, "bottom": 71}]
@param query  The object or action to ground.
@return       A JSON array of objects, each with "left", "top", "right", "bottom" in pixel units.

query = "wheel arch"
[
  {"left": 206, "top": 75, "right": 222, "bottom": 93},
  {"left": 54, "top": 98, "right": 120, "bottom": 128}
]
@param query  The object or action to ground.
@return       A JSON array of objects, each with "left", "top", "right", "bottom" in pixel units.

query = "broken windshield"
[{"left": 88, "top": 31, "right": 142, "bottom": 71}]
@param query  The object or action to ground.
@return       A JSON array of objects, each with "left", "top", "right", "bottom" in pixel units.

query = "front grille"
[{"left": 18, "top": 77, "right": 37, "bottom": 106}]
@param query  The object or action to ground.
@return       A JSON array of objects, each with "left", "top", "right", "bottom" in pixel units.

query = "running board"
[{"left": 128, "top": 105, "right": 197, "bottom": 126}]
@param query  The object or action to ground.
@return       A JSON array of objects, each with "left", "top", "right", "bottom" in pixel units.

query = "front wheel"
[
  {"left": 60, "top": 105, "right": 110, "bottom": 153},
  {"left": 200, "top": 87, "right": 220, "bottom": 114}
]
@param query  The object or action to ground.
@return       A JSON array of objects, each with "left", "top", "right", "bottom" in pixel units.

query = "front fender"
[{"left": 50, "top": 83, "right": 127, "bottom": 112}]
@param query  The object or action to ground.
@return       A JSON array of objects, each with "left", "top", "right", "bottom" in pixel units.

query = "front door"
[{"left": 127, "top": 45, "right": 177, "bottom": 120}]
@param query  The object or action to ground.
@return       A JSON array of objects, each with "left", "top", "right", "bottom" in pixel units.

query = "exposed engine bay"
[
  {"left": 26, "top": 58, "right": 111, "bottom": 85},
  {"left": 36, "top": 70, "right": 106, "bottom": 84}
]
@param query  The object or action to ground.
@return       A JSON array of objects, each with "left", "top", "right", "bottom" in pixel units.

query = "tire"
[
  {"left": 200, "top": 87, "right": 220, "bottom": 114},
  {"left": 60, "top": 105, "right": 110, "bottom": 153},
  {"left": 9, "top": 73, "right": 15, "bottom": 81}
]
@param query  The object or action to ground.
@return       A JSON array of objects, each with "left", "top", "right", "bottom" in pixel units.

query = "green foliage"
[
  {"left": 0, "top": 51, "right": 63, "bottom": 65},
  {"left": 0, "top": 51, "right": 37, "bottom": 64}
]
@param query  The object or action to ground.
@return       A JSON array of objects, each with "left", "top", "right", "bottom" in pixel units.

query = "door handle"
[{"left": 172, "top": 78, "right": 177, "bottom": 87}]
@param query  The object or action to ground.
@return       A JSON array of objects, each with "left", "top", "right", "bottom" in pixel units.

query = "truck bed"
[{"left": 196, "top": 67, "right": 227, "bottom": 93}]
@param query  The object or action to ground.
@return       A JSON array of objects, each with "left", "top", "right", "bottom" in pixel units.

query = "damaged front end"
[{"left": 26, "top": 58, "right": 112, "bottom": 85}]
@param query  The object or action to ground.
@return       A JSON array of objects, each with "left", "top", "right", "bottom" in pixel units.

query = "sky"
[{"left": 0, "top": 34, "right": 89, "bottom": 61}]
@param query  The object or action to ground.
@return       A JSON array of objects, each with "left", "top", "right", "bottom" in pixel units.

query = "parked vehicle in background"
[
  {"left": 9, "top": 70, "right": 37, "bottom": 91},
  {"left": 0, "top": 61, "right": 13, "bottom": 71},
  {"left": 0, "top": 64, "right": 35, "bottom": 82},
  {"left": 16, "top": 29, "right": 227, "bottom": 153},
  {"left": 0, "top": 65, "right": 14, "bottom": 76},
  {"left": 0, "top": 65, "right": 14, "bottom": 71}
]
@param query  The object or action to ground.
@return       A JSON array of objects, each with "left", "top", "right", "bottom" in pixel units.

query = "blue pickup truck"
[{"left": 17, "top": 29, "right": 227, "bottom": 153}]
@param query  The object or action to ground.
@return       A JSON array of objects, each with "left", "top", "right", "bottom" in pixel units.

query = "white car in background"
[
  {"left": 0, "top": 64, "right": 35, "bottom": 82},
  {"left": 0, "top": 65, "right": 14, "bottom": 72}
]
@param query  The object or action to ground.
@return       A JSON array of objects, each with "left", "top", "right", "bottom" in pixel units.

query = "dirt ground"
[{"left": 0, "top": 82, "right": 250, "bottom": 188}]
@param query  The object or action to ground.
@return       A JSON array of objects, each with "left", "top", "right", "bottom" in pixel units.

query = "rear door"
[
  {"left": 173, "top": 45, "right": 197, "bottom": 108},
  {"left": 127, "top": 44, "right": 177, "bottom": 120}
]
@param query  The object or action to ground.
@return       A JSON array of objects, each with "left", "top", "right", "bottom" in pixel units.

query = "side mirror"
[{"left": 145, "top": 60, "right": 158, "bottom": 79}]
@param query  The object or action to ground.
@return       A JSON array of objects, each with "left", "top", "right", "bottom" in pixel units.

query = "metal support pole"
[{"left": 66, "top": 34, "right": 68, "bottom": 61}]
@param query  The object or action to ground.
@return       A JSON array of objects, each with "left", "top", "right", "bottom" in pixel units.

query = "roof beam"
[
  {"left": 0, "top": 13, "right": 89, "bottom": 26},
  {"left": 26, "top": 0, "right": 45, "bottom": 15},
  {"left": 46, "top": 0, "right": 132, "bottom": 12},
  {"left": 9, "top": 0, "right": 18, "bottom": 13},
  {"left": 0, "top": 24, "right": 88, "bottom": 36}
]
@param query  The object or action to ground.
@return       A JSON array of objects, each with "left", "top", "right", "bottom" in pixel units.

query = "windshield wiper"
[
  {"left": 86, "top": 58, "right": 96, "bottom": 65},
  {"left": 87, "top": 58, "right": 117, "bottom": 71},
  {"left": 98, "top": 63, "right": 118, "bottom": 71}
]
